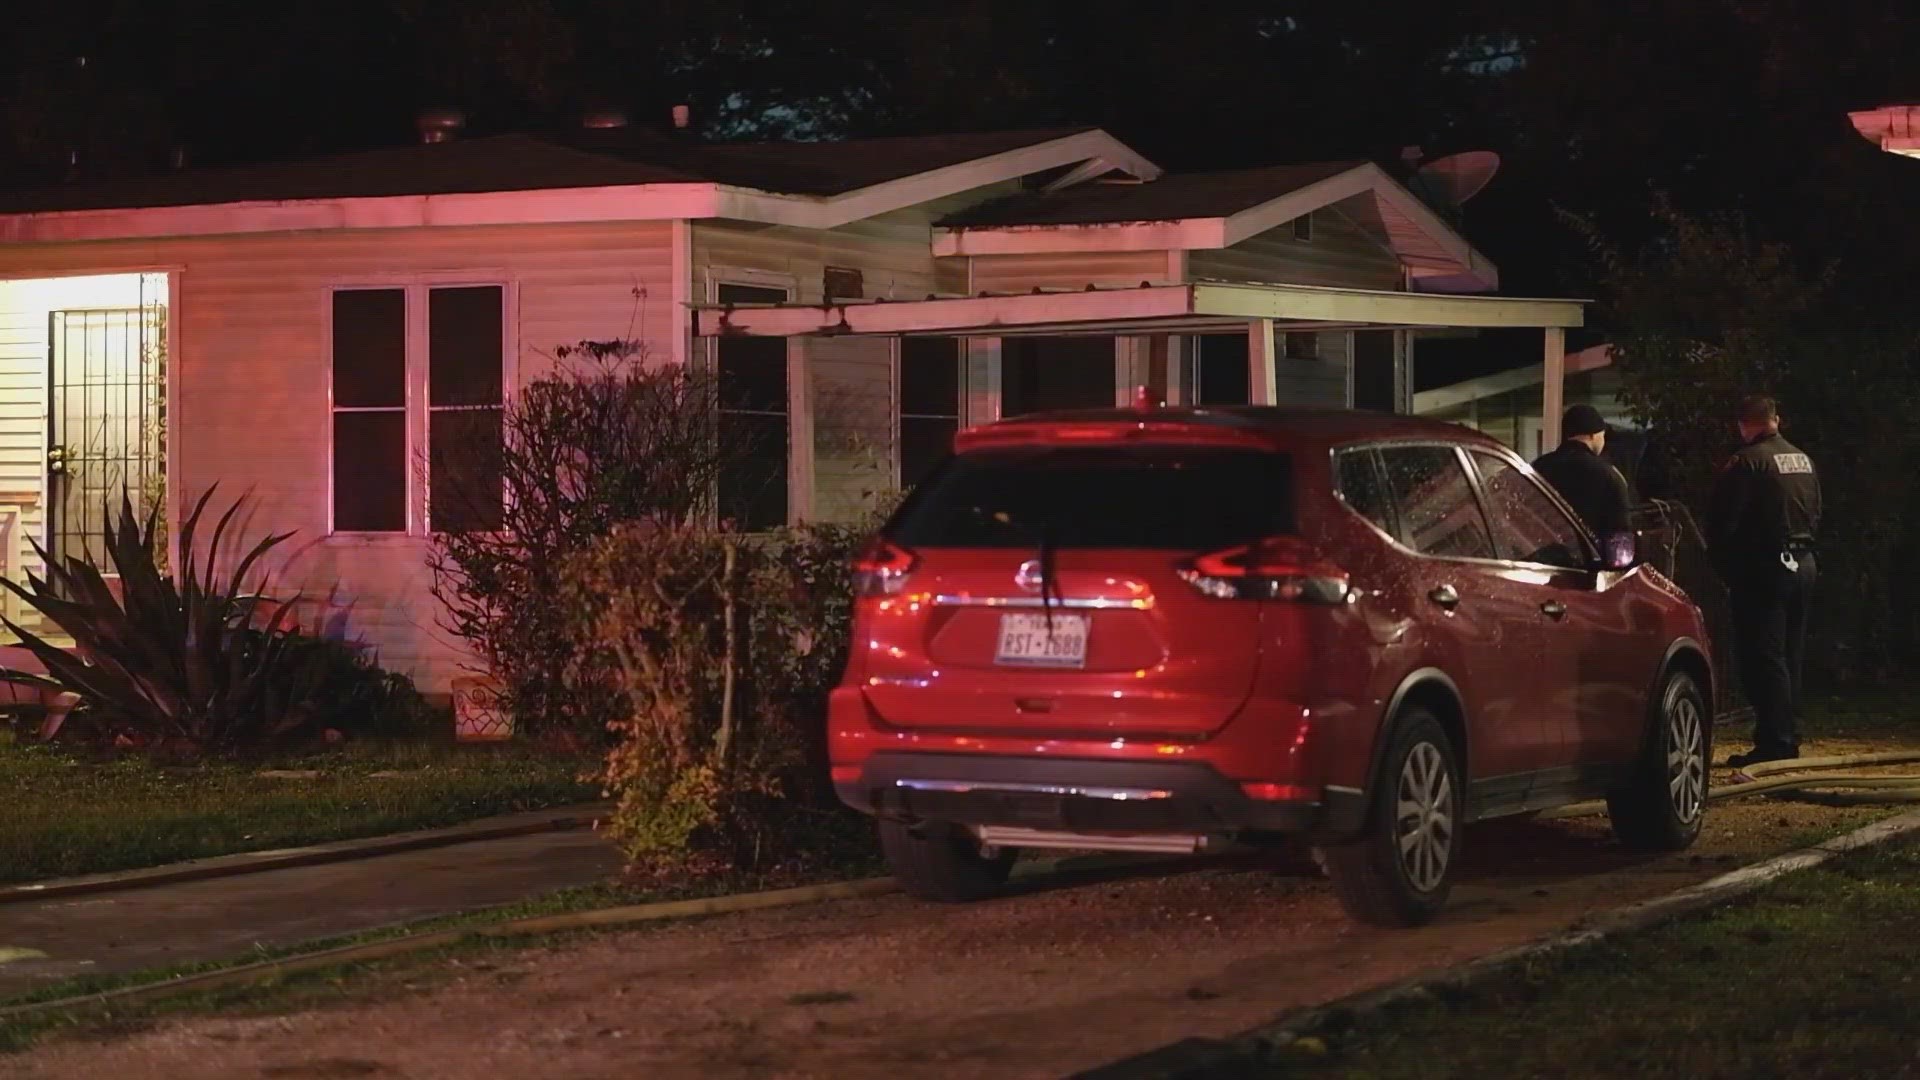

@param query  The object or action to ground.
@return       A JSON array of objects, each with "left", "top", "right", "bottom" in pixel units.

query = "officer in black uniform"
[
  {"left": 1532, "top": 404, "right": 1634, "bottom": 539},
  {"left": 1706, "top": 395, "right": 1821, "bottom": 768}
]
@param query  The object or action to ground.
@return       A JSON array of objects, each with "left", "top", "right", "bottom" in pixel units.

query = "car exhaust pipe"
[{"left": 974, "top": 826, "right": 1215, "bottom": 855}]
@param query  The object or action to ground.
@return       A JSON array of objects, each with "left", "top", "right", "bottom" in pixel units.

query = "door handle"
[
  {"left": 1541, "top": 600, "right": 1568, "bottom": 620},
  {"left": 1428, "top": 584, "right": 1460, "bottom": 610}
]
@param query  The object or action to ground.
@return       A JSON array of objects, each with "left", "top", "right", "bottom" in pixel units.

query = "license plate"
[{"left": 994, "top": 612, "right": 1090, "bottom": 668}]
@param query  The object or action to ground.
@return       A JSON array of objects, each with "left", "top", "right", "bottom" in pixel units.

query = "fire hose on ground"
[
  {"left": 1605, "top": 501, "right": 1920, "bottom": 810},
  {"left": 1542, "top": 751, "right": 1920, "bottom": 821}
]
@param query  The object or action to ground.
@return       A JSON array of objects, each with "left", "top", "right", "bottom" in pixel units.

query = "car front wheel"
[
  {"left": 1607, "top": 669, "right": 1709, "bottom": 851},
  {"left": 1314, "top": 709, "right": 1462, "bottom": 928}
]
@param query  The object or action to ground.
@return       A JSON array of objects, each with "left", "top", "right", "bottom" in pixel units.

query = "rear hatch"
[{"left": 855, "top": 435, "right": 1294, "bottom": 738}]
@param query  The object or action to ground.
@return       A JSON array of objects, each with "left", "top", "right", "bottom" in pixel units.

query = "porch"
[{"left": 691, "top": 279, "right": 1585, "bottom": 439}]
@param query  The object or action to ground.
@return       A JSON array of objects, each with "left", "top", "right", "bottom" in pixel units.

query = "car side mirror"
[{"left": 1599, "top": 531, "right": 1640, "bottom": 571}]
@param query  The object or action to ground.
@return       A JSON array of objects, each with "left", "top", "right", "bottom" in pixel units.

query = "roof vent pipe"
[{"left": 416, "top": 108, "right": 465, "bottom": 144}]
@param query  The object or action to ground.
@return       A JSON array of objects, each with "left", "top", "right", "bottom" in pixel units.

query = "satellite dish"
[{"left": 1415, "top": 150, "right": 1501, "bottom": 205}]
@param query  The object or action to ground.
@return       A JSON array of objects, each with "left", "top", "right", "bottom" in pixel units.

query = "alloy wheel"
[
  {"left": 1667, "top": 690, "right": 1707, "bottom": 824},
  {"left": 1395, "top": 741, "right": 1454, "bottom": 892}
]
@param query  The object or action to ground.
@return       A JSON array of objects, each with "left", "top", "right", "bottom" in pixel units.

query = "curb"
[
  {"left": 0, "top": 850, "right": 1203, "bottom": 1023},
  {"left": 0, "top": 803, "right": 613, "bottom": 905},
  {"left": 1075, "top": 807, "right": 1920, "bottom": 1079},
  {"left": 0, "top": 876, "right": 905, "bottom": 1022}
]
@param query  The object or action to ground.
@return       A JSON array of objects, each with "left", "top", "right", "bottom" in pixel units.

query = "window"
[
  {"left": 899, "top": 337, "right": 964, "bottom": 490},
  {"left": 1283, "top": 331, "right": 1319, "bottom": 360},
  {"left": 1000, "top": 336, "right": 1116, "bottom": 416},
  {"left": 1334, "top": 447, "right": 1396, "bottom": 536},
  {"left": 1191, "top": 333, "right": 1250, "bottom": 406},
  {"left": 890, "top": 446, "right": 1293, "bottom": 551},
  {"left": 428, "top": 287, "right": 506, "bottom": 533},
  {"left": 1293, "top": 213, "right": 1314, "bottom": 242},
  {"left": 1379, "top": 445, "right": 1495, "bottom": 560},
  {"left": 715, "top": 282, "right": 790, "bottom": 530},
  {"left": 1469, "top": 450, "right": 1592, "bottom": 569},
  {"left": 330, "top": 283, "right": 507, "bottom": 534},
  {"left": 1352, "top": 331, "right": 1397, "bottom": 413}
]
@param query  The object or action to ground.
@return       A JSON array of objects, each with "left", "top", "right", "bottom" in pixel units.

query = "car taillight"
[
  {"left": 1177, "top": 538, "right": 1351, "bottom": 603},
  {"left": 853, "top": 538, "right": 919, "bottom": 597}
]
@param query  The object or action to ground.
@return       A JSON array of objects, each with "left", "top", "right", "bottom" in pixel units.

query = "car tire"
[
  {"left": 878, "top": 818, "right": 1016, "bottom": 902},
  {"left": 1607, "top": 669, "right": 1709, "bottom": 852},
  {"left": 1313, "top": 710, "right": 1462, "bottom": 929}
]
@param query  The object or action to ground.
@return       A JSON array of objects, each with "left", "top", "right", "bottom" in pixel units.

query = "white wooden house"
[{"left": 0, "top": 119, "right": 1583, "bottom": 695}]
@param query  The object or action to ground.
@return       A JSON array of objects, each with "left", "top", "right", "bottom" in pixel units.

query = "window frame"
[
  {"left": 893, "top": 335, "right": 967, "bottom": 491},
  {"left": 705, "top": 268, "right": 804, "bottom": 529},
  {"left": 1328, "top": 439, "right": 1502, "bottom": 566},
  {"left": 324, "top": 276, "right": 517, "bottom": 539},
  {"left": 1460, "top": 445, "right": 1600, "bottom": 570}
]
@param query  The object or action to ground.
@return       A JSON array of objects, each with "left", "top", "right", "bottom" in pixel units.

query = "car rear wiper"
[{"left": 1036, "top": 519, "right": 1064, "bottom": 632}]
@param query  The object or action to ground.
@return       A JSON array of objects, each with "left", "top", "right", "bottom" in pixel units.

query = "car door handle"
[
  {"left": 1541, "top": 600, "right": 1568, "bottom": 620},
  {"left": 1428, "top": 584, "right": 1460, "bottom": 610}
]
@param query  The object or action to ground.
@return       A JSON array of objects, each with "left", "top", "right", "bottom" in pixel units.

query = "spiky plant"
[{"left": 0, "top": 487, "right": 327, "bottom": 750}]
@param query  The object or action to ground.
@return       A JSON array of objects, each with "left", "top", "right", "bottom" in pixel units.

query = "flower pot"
[{"left": 451, "top": 675, "right": 512, "bottom": 742}]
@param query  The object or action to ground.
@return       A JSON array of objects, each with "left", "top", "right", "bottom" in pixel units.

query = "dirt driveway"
[{"left": 4, "top": 790, "right": 1897, "bottom": 1080}]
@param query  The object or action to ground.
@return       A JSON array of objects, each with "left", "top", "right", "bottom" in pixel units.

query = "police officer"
[
  {"left": 1533, "top": 404, "right": 1634, "bottom": 539},
  {"left": 1707, "top": 395, "right": 1821, "bottom": 768}
]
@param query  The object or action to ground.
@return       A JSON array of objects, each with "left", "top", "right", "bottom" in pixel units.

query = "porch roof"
[{"left": 689, "top": 280, "right": 1585, "bottom": 338}]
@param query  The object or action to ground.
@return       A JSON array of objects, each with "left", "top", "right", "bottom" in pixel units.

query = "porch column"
[
  {"left": 1248, "top": 319, "right": 1278, "bottom": 405},
  {"left": 1541, "top": 327, "right": 1566, "bottom": 450}
]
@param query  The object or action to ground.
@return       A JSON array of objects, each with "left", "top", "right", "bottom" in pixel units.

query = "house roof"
[
  {"left": 626, "top": 127, "right": 1101, "bottom": 196},
  {"left": 0, "top": 127, "right": 1103, "bottom": 216},
  {"left": 936, "top": 162, "right": 1365, "bottom": 227}
]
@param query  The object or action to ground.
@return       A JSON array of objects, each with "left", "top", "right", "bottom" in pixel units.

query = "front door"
[
  {"left": 1465, "top": 448, "right": 1646, "bottom": 768},
  {"left": 1376, "top": 444, "right": 1558, "bottom": 795},
  {"left": 47, "top": 301, "right": 166, "bottom": 569}
]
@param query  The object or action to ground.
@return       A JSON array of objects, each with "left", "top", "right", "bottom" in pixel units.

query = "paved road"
[
  {"left": 4, "top": 796, "right": 1893, "bottom": 1080},
  {"left": 0, "top": 829, "right": 623, "bottom": 996}
]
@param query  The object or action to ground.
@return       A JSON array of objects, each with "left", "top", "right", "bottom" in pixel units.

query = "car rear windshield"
[{"left": 886, "top": 444, "right": 1294, "bottom": 550}]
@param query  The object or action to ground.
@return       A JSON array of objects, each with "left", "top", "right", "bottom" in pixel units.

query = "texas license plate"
[{"left": 994, "top": 612, "right": 1089, "bottom": 668}]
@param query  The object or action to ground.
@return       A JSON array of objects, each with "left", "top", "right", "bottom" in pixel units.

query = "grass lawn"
[
  {"left": 1252, "top": 836, "right": 1920, "bottom": 1079},
  {"left": 0, "top": 741, "right": 599, "bottom": 885}
]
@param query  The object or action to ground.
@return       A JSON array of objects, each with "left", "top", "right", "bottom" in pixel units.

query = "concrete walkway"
[{"left": 0, "top": 827, "right": 623, "bottom": 996}]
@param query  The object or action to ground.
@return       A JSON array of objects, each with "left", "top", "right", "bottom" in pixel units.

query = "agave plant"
[{"left": 0, "top": 487, "right": 325, "bottom": 750}]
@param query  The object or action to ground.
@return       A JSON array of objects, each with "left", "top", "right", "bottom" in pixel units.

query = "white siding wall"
[
  {"left": 1277, "top": 330, "right": 1352, "bottom": 408},
  {"left": 967, "top": 249, "right": 1179, "bottom": 293},
  {"left": 1188, "top": 202, "right": 1403, "bottom": 290},
  {"left": 0, "top": 222, "right": 675, "bottom": 694},
  {"left": 693, "top": 187, "right": 1013, "bottom": 524}
]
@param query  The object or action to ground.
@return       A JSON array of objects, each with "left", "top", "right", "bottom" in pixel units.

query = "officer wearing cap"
[
  {"left": 1532, "top": 404, "right": 1634, "bottom": 539},
  {"left": 1707, "top": 394, "right": 1821, "bottom": 768}
]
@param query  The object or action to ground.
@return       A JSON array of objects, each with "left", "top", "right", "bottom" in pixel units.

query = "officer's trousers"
[{"left": 1728, "top": 553, "right": 1817, "bottom": 755}]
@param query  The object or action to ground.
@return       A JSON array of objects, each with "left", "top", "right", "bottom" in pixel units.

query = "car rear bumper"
[{"left": 837, "top": 751, "right": 1367, "bottom": 837}]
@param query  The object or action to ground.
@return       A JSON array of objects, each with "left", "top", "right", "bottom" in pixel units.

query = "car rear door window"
[
  {"left": 1334, "top": 447, "right": 1396, "bottom": 536},
  {"left": 1469, "top": 450, "right": 1594, "bottom": 569},
  {"left": 887, "top": 445, "right": 1292, "bottom": 550},
  {"left": 1378, "top": 445, "right": 1496, "bottom": 560}
]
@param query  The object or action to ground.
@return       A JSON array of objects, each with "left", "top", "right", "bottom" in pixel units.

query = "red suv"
[{"left": 829, "top": 405, "right": 1713, "bottom": 927}]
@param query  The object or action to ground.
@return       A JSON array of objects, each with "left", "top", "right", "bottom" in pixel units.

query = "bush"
[
  {"left": 558, "top": 514, "right": 880, "bottom": 871},
  {"left": 428, "top": 345, "right": 736, "bottom": 742},
  {"left": 276, "top": 633, "right": 439, "bottom": 741}
]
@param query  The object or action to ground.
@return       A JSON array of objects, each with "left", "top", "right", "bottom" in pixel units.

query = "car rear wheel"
[
  {"left": 879, "top": 819, "right": 1017, "bottom": 901},
  {"left": 1314, "top": 710, "right": 1461, "bottom": 928},
  {"left": 1607, "top": 669, "right": 1708, "bottom": 852}
]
